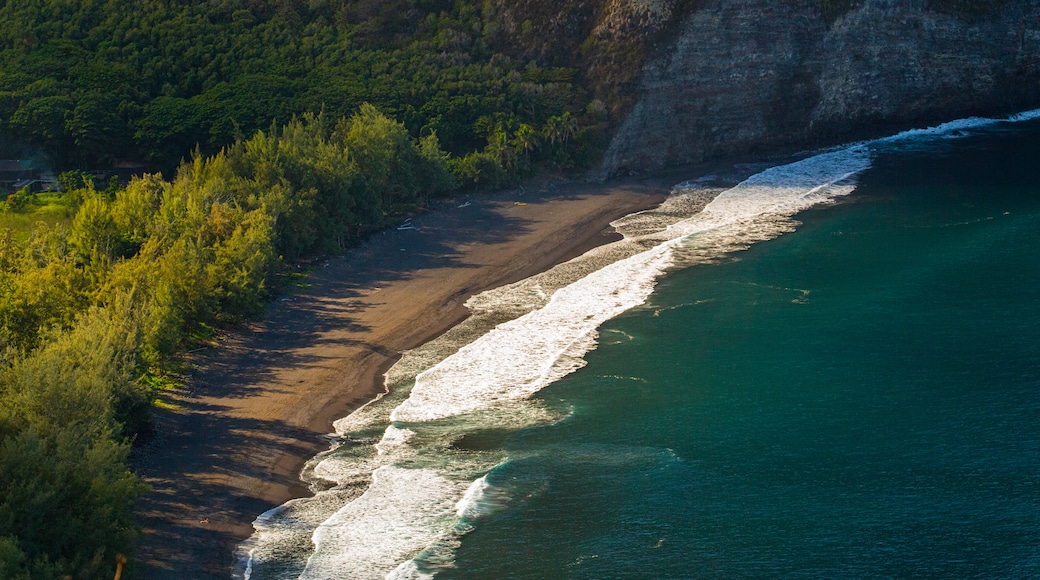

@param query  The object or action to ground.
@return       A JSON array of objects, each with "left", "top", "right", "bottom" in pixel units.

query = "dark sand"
[{"left": 132, "top": 173, "right": 694, "bottom": 578}]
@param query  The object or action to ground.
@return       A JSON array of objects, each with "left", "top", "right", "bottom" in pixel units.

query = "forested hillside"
[
  {"left": 0, "top": 0, "right": 1017, "bottom": 174},
  {"left": 0, "top": 0, "right": 608, "bottom": 174}
]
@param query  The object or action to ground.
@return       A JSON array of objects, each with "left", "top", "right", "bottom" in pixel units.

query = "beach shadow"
[
  {"left": 132, "top": 195, "right": 543, "bottom": 577},
  {"left": 134, "top": 408, "right": 328, "bottom": 579},
  {"left": 178, "top": 196, "right": 541, "bottom": 400},
  {"left": 131, "top": 181, "right": 668, "bottom": 578}
]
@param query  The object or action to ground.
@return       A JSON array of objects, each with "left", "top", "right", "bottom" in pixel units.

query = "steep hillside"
[
  {"left": 483, "top": 0, "right": 686, "bottom": 118},
  {"left": 0, "top": 0, "right": 594, "bottom": 176},
  {"left": 601, "top": 0, "right": 1040, "bottom": 174},
  {"left": 4, "top": 1, "right": 1030, "bottom": 178}
]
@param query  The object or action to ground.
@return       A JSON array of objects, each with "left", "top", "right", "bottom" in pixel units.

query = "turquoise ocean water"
[
  {"left": 239, "top": 116, "right": 1040, "bottom": 579},
  {"left": 442, "top": 123, "right": 1040, "bottom": 578}
]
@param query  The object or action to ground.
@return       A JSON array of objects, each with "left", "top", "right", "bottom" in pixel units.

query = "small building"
[
  {"left": 0, "top": 160, "right": 37, "bottom": 194},
  {"left": 11, "top": 179, "right": 59, "bottom": 194},
  {"left": 88, "top": 160, "right": 148, "bottom": 188},
  {"left": 0, "top": 159, "right": 34, "bottom": 181}
]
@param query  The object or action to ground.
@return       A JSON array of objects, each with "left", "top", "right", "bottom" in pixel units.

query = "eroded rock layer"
[{"left": 603, "top": 0, "right": 1040, "bottom": 173}]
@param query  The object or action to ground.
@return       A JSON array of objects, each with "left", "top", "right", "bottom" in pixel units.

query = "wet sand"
[{"left": 130, "top": 172, "right": 698, "bottom": 578}]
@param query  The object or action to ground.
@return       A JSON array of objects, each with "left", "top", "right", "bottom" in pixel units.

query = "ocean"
[{"left": 238, "top": 111, "right": 1040, "bottom": 579}]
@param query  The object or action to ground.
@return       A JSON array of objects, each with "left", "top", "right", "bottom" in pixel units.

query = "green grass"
[
  {"left": 272, "top": 261, "right": 320, "bottom": 295},
  {"left": 0, "top": 192, "right": 74, "bottom": 241},
  {"left": 143, "top": 368, "right": 187, "bottom": 411}
]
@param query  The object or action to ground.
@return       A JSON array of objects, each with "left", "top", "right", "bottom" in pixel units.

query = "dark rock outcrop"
[{"left": 602, "top": 0, "right": 1040, "bottom": 174}]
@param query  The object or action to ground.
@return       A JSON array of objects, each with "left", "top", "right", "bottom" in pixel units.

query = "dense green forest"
[
  {"left": 0, "top": 0, "right": 1008, "bottom": 173},
  {"left": 0, "top": 0, "right": 609, "bottom": 174}
]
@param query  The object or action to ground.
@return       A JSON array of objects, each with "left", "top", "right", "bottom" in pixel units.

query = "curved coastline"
[
  {"left": 131, "top": 171, "right": 705, "bottom": 578},
  {"left": 133, "top": 109, "right": 1040, "bottom": 578},
  {"left": 236, "top": 107, "right": 1040, "bottom": 579},
  {"left": 278, "top": 147, "right": 873, "bottom": 579}
]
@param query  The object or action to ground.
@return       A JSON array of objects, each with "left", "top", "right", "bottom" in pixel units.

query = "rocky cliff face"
[
  {"left": 485, "top": 0, "right": 681, "bottom": 119},
  {"left": 602, "top": 0, "right": 1040, "bottom": 174}
]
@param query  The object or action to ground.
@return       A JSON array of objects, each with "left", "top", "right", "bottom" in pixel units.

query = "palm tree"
[
  {"left": 512, "top": 123, "right": 539, "bottom": 168},
  {"left": 542, "top": 115, "right": 564, "bottom": 148},
  {"left": 486, "top": 128, "right": 515, "bottom": 170},
  {"left": 559, "top": 111, "right": 578, "bottom": 152}
]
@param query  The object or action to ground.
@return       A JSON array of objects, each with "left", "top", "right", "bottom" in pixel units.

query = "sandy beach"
[{"left": 131, "top": 172, "right": 694, "bottom": 578}]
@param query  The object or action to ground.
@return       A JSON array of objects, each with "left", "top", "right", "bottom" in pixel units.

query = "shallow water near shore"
[
  {"left": 441, "top": 122, "right": 1040, "bottom": 578},
  {"left": 239, "top": 114, "right": 1040, "bottom": 578}
]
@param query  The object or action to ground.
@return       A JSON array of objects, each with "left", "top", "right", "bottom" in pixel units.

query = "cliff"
[{"left": 600, "top": 0, "right": 1040, "bottom": 174}]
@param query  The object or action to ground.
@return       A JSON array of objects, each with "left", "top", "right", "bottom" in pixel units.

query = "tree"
[
  {"left": 205, "top": 208, "right": 275, "bottom": 319},
  {"left": 543, "top": 114, "right": 564, "bottom": 148},
  {"left": 416, "top": 132, "right": 457, "bottom": 204},
  {"left": 68, "top": 194, "right": 123, "bottom": 269},
  {"left": 336, "top": 103, "right": 421, "bottom": 211},
  {"left": 0, "top": 295, "right": 150, "bottom": 579},
  {"left": 65, "top": 92, "right": 130, "bottom": 165},
  {"left": 512, "top": 123, "right": 540, "bottom": 170},
  {"left": 110, "top": 174, "right": 165, "bottom": 246},
  {"left": 8, "top": 96, "right": 73, "bottom": 161},
  {"left": 0, "top": 225, "right": 89, "bottom": 352},
  {"left": 542, "top": 112, "right": 580, "bottom": 167},
  {"left": 559, "top": 112, "right": 578, "bottom": 150},
  {"left": 3, "top": 188, "right": 32, "bottom": 213},
  {"left": 485, "top": 128, "right": 515, "bottom": 170},
  {"left": 134, "top": 97, "right": 205, "bottom": 170}
]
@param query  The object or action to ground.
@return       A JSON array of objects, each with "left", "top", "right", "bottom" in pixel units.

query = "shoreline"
[{"left": 132, "top": 167, "right": 713, "bottom": 578}]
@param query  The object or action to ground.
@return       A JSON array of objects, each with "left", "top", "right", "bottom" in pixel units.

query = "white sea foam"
[
  {"left": 236, "top": 497, "right": 340, "bottom": 580},
  {"left": 1005, "top": 107, "right": 1040, "bottom": 123},
  {"left": 870, "top": 108, "right": 1040, "bottom": 154},
  {"left": 452, "top": 475, "right": 514, "bottom": 522},
  {"left": 376, "top": 426, "right": 415, "bottom": 455},
  {"left": 385, "top": 560, "right": 433, "bottom": 580},
  {"left": 300, "top": 466, "right": 467, "bottom": 580},
  {"left": 237, "top": 109, "right": 1040, "bottom": 580},
  {"left": 288, "top": 146, "right": 873, "bottom": 579},
  {"left": 454, "top": 476, "right": 490, "bottom": 519},
  {"left": 390, "top": 146, "right": 871, "bottom": 424}
]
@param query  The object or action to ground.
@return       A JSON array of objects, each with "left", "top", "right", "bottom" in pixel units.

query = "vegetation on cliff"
[{"left": 2, "top": 0, "right": 1007, "bottom": 172}]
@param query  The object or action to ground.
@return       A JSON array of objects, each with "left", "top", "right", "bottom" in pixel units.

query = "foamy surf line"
[
  {"left": 300, "top": 467, "right": 465, "bottom": 580},
  {"left": 238, "top": 109, "right": 1040, "bottom": 579},
  {"left": 294, "top": 146, "right": 871, "bottom": 580},
  {"left": 389, "top": 146, "right": 870, "bottom": 424}
]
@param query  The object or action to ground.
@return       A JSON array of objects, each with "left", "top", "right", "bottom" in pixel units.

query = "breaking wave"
[{"left": 235, "top": 109, "right": 1040, "bottom": 579}]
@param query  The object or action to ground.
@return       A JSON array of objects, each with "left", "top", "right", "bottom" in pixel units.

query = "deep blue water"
[{"left": 442, "top": 125, "right": 1040, "bottom": 578}]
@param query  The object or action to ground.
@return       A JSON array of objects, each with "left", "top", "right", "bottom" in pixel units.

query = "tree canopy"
[{"left": 0, "top": 0, "right": 609, "bottom": 176}]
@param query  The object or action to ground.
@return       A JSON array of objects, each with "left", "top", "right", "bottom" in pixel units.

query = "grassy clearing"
[{"left": 0, "top": 191, "right": 73, "bottom": 241}]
